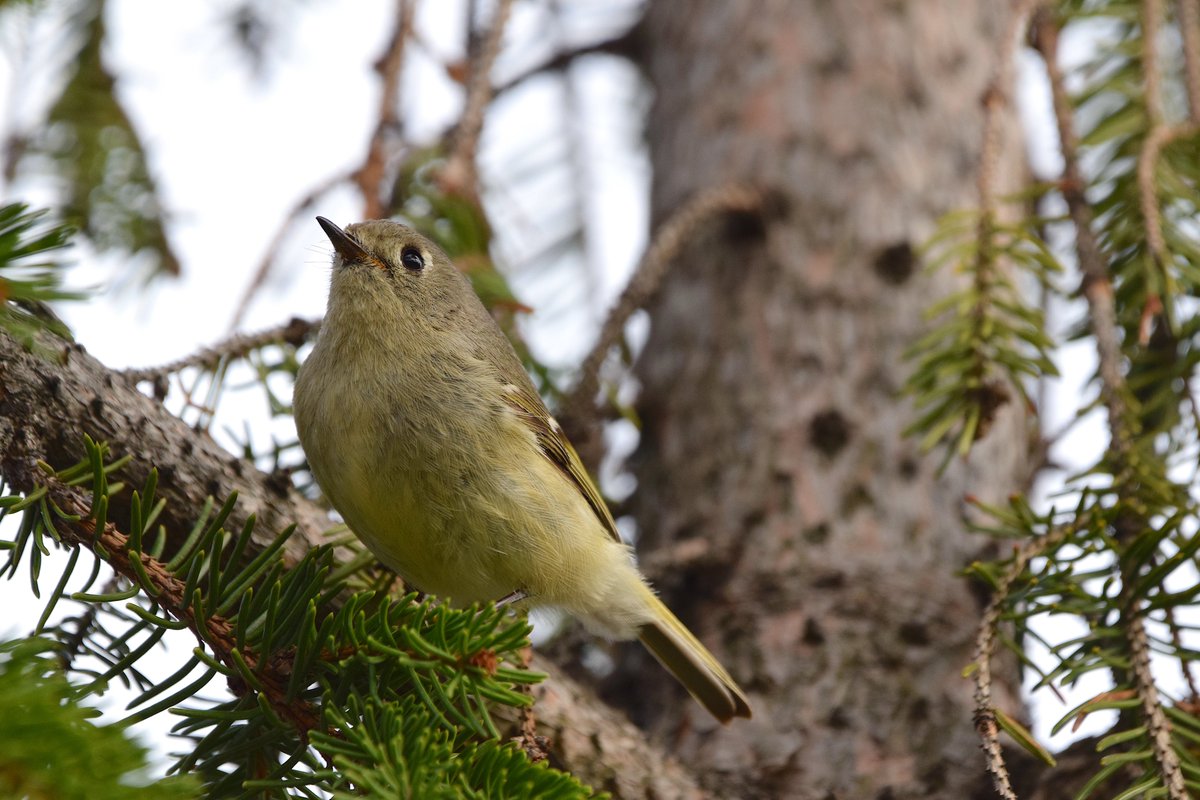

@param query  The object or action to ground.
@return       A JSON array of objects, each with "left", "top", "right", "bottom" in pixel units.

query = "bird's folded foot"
[{"left": 494, "top": 589, "right": 528, "bottom": 609}]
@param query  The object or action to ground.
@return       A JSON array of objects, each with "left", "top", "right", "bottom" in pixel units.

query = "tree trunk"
[{"left": 621, "top": 2, "right": 1032, "bottom": 797}]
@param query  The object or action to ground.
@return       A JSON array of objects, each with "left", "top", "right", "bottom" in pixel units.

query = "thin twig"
[
  {"left": 977, "top": 0, "right": 1039, "bottom": 214},
  {"left": 25, "top": 469, "right": 322, "bottom": 736},
  {"left": 1143, "top": 0, "right": 1167, "bottom": 126},
  {"left": 1163, "top": 601, "right": 1200, "bottom": 700},
  {"left": 1033, "top": 9, "right": 1134, "bottom": 461},
  {"left": 560, "top": 184, "right": 764, "bottom": 431},
  {"left": 968, "top": 15, "right": 1053, "bottom": 795},
  {"left": 122, "top": 317, "right": 320, "bottom": 388},
  {"left": 1181, "top": 0, "right": 1200, "bottom": 120},
  {"left": 356, "top": 0, "right": 417, "bottom": 219},
  {"left": 966, "top": 0, "right": 1042, "bottom": 448},
  {"left": 1136, "top": 0, "right": 1172, "bottom": 281},
  {"left": 491, "top": 32, "right": 637, "bottom": 102},
  {"left": 973, "top": 522, "right": 1078, "bottom": 800},
  {"left": 1037, "top": 7, "right": 1188, "bottom": 796},
  {"left": 1129, "top": 0, "right": 1199, "bottom": 345},
  {"left": 1120, "top": 578, "right": 1188, "bottom": 799},
  {"left": 513, "top": 643, "right": 548, "bottom": 762},
  {"left": 227, "top": 172, "right": 348, "bottom": 332},
  {"left": 552, "top": 1, "right": 603, "bottom": 323},
  {"left": 1136, "top": 123, "right": 1199, "bottom": 303},
  {"left": 440, "top": 0, "right": 515, "bottom": 198},
  {"left": 229, "top": 1, "right": 414, "bottom": 333}
]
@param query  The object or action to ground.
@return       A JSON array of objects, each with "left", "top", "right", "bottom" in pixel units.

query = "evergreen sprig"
[
  {"left": 966, "top": 484, "right": 1200, "bottom": 799},
  {"left": 0, "top": 202, "right": 82, "bottom": 346},
  {"left": 1065, "top": 1, "right": 1200, "bottom": 445},
  {"left": 905, "top": 208, "right": 1061, "bottom": 465},
  {"left": 309, "top": 694, "right": 592, "bottom": 799},
  {"left": 908, "top": 1, "right": 1200, "bottom": 797},
  {"left": 0, "top": 638, "right": 201, "bottom": 800},
  {"left": 0, "top": 437, "right": 595, "bottom": 798}
]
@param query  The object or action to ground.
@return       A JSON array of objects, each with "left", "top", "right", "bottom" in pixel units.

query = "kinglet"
[{"left": 294, "top": 217, "right": 751, "bottom": 722}]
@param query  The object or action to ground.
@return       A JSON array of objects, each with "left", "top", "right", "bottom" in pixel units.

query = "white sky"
[{"left": 0, "top": 0, "right": 1188, "bottom": 766}]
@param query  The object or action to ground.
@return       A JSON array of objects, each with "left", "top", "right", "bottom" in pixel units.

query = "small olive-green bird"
[{"left": 294, "top": 217, "right": 751, "bottom": 722}]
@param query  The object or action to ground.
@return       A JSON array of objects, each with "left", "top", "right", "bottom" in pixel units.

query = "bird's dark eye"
[{"left": 400, "top": 246, "right": 425, "bottom": 271}]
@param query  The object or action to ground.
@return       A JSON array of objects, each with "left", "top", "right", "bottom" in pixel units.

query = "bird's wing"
[{"left": 500, "top": 383, "right": 622, "bottom": 543}]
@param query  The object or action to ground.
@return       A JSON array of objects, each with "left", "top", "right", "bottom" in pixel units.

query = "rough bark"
[
  {"left": 619, "top": 2, "right": 1032, "bottom": 798},
  {"left": 0, "top": 328, "right": 703, "bottom": 797},
  {"left": 0, "top": 334, "right": 330, "bottom": 562}
]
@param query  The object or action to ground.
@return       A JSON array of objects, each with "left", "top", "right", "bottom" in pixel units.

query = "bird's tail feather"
[{"left": 636, "top": 588, "right": 751, "bottom": 723}]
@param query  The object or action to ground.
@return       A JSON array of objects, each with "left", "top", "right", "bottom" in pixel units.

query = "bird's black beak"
[{"left": 316, "top": 217, "right": 372, "bottom": 265}]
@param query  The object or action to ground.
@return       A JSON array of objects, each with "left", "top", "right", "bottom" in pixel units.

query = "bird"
[{"left": 293, "top": 217, "right": 751, "bottom": 722}]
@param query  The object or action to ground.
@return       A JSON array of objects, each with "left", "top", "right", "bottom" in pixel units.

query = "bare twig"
[
  {"left": 228, "top": 172, "right": 348, "bottom": 331},
  {"left": 1033, "top": 9, "right": 1134, "bottom": 460},
  {"left": 1179, "top": 0, "right": 1200, "bottom": 122},
  {"left": 228, "top": 2, "right": 415, "bottom": 333},
  {"left": 1132, "top": 0, "right": 1200, "bottom": 344},
  {"left": 968, "top": 38, "right": 1055, "bottom": 794},
  {"left": 1136, "top": 0, "right": 1172, "bottom": 280},
  {"left": 1163, "top": 601, "right": 1200, "bottom": 701},
  {"left": 551, "top": 1, "right": 603, "bottom": 322},
  {"left": 440, "top": 0, "right": 515, "bottom": 198},
  {"left": 1120, "top": 579, "right": 1188, "bottom": 799},
  {"left": 977, "top": 0, "right": 1040, "bottom": 213},
  {"left": 491, "top": 32, "right": 638, "bottom": 101},
  {"left": 356, "top": 0, "right": 417, "bottom": 219},
  {"left": 1143, "top": 0, "right": 1167, "bottom": 126},
  {"left": 122, "top": 317, "right": 320, "bottom": 388},
  {"left": 966, "top": 0, "right": 1042, "bottom": 448},
  {"left": 973, "top": 522, "right": 1078, "bottom": 800},
  {"left": 1135, "top": 122, "right": 1200, "bottom": 306},
  {"left": 561, "top": 184, "right": 764, "bottom": 439},
  {"left": 228, "top": 1, "right": 415, "bottom": 333}
]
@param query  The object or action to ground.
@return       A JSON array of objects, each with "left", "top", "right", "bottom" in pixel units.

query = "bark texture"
[
  {"left": 619, "top": 3, "right": 1032, "bottom": 798},
  {"left": 0, "top": 335, "right": 330, "bottom": 562}
]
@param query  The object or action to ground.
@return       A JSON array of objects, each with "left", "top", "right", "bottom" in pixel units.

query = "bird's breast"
[{"left": 295, "top": 330, "right": 541, "bottom": 602}]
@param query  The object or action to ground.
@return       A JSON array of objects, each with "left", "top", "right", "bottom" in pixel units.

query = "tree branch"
[
  {"left": 440, "top": 0, "right": 514, "bottom": 199},
  {"left": 0, "top": 326, "right": 706, "bottom": 797},
  {"left": 122, "top": 316, "right": 320, "bottom": 390},
  {"left": 972, "top": 520, "right": 1078, "bottom": 800},
  {"left": 356, "top": 0, "right": 417, "bottom": 219},
  {"left": 0, "top": 331, "right": 332, "bottom": 565},
  {"left": 1119, "top": 581, "right": 1187, "bottom": 799},
  {"left": 1033, "top": 9, "right": 1134, "bottom": 459},
  {"left": 559, "top": 184, "right": 764, "bottom": 465},
  {"left": 1180, "top": 0, "right": 1200, "bottom": 120},
  {"left": 966, "top": 7, "right": 1048, "bottom": 795},
  {"left": 1034, "top": 8, "right": 1187, "bottom": 797},
  {"left": 7, "top": 466, "right": 323, "bottom": 736},
  {"left": 976, "top": 0, "right": 1038, "bottom": 216},
  {"left": 491, "top": 32, "right": 640, "bottom": 101},
  {"left": 1136, "top": 0, "right": 1174, "bottom": 291}
]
